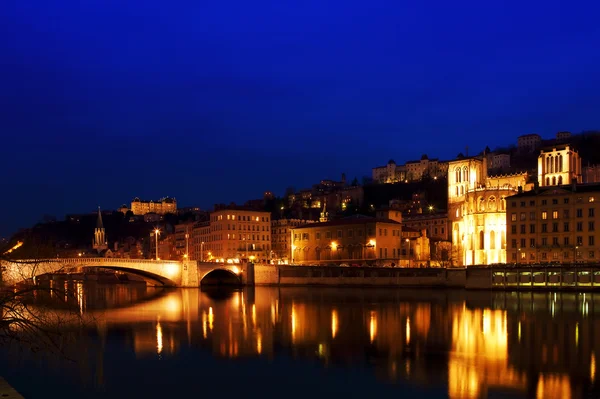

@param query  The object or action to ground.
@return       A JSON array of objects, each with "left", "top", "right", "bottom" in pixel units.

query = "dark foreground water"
[{"left": 1, "top": 283, "right": 599, "bottom": 399}]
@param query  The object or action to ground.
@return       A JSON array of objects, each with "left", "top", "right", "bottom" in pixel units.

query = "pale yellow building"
[
  {"left": 271, "top": 218, "right": 315, "bottom": 263},
  {"left": 538, "top": 144, "right": 581, "bottom": 187},
  {"left": 131, "top": 197, "right": 177, "bottom": 215},
  {"left": 206, "top": 208, "right": 272, "bottom": 262},
  {"left": 290, "top": 211, "right": 404, "bottom": 266},
  {"left": 506, "top": 182, "right": 600, "bottom": 265},
  {"left": 191, "top": 220, "right": 210, "bottom": 261},
  {"left": 448, "top": 154, "right": 530, "bottom": 266}
]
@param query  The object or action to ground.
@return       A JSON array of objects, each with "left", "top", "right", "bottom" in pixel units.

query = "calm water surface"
[{"left": 1, "top": 283, "right": 599, "bottom": 399}]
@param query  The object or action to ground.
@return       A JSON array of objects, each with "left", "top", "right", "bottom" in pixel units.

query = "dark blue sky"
[{"left": 1, "top": 0, "right": 599, "bottom": 236}]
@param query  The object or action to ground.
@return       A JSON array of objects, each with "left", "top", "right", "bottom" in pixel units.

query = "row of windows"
[
  {"left": 213, "top": 214, "right": 270, "bottom": 222},
  {"left": 511, "top": 236, "right": 595, "bottom": 248},
  {"left": 511, "top": 208, "right": 595, "bottom": 221},
  {"left": 294, "top": 229, "right": 375, "bottom": 241},
  {"left": 512, "top": 251, "right": 595, "bottom": 260},
  {"left": 212, "top": 224, "right": 270, "bottom": 232},
  {"left": 511, "top": 221, "right": 596, "bottom": 234},
  {"left": 203, "top": 234, "right": 271, "bottom": 241},
  {"left": 511, "top": 196, "right": 595, "bottom": 208}
]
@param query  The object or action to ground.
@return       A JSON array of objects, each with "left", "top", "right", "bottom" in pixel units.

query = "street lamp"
[
  {"left": 517, "top": 248, "right": 521, "bottom": 266},
  {"left": 406, "top": 238, "right": 411, "bottom": 267},
  {"left": 154, "top": 228, "right": 160, "bottom": 260},
  {"left": 201, "top": 241, "right": 204, "bottom": 262},
  {"left": 185, "top": 233, "right": 189, "bottom": 260}
]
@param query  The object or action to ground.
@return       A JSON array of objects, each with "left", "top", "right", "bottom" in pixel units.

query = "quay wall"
[{"left": 251, "top": 264, "right": 600, "bottom": 290}]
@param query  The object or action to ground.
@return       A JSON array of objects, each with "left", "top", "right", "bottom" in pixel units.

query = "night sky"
[{"left": 1, "top": 0, "right": 600, "bottom": 237}]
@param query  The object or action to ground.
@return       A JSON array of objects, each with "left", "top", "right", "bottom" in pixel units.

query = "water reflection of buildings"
[{"left": 37, "top": 285, "right": 600, "bottom": 398}]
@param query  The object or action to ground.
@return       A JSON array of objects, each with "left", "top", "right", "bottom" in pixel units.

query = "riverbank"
[{"left": 251, "top": 264, "right": 600, "bottom": 291}]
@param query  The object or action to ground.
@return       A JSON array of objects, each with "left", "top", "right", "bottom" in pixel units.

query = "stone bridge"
[{"left": 0, "top": 258, "right": 250, "bottom": 287}]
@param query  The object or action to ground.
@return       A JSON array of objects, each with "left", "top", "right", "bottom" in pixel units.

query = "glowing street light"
[
  {"left": 406, "top": 238, "right": 411, "bottom": 267},
  {"left": 154, "top": 228, "right": 160, "bottom": 260}
]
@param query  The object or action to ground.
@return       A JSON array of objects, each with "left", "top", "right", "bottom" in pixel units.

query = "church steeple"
[
  {"left": 93, "top": 206, "right": 107, "bottom": 252},
  {"left": 96, "top": 206, "right": 104, "bottom": 229}
]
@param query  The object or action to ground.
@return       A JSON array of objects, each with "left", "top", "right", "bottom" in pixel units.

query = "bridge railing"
[{"left": 5, "top": 258, "right": 181, "bottom": 265}]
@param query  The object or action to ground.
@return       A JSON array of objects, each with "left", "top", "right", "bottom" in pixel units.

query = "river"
[{"left": 0, "top": 282, "right": 598, "bottom": 398}]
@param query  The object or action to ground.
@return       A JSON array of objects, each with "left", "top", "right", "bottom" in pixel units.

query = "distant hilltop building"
[
  {"left": 372, "top": 155, "right": 448, "bottom": 184},
  {"left": 517, "top": 134, "right": 542, "bottom": 153},
  {"left": 130, "top": 197, "right": 177, "bottom": 215}
]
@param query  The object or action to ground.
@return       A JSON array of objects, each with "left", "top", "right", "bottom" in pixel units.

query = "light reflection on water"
[{"left": 5, "top": 284, "right": 600, "bottom": 398}]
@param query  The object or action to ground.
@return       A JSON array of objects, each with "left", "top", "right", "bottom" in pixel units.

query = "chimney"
[
  {"left": 572, "top": 178, "right": 577, "bottom": 192},
  {"left": 518, "top": 186, "right": 523, "bottom": 194},
  {"left": 534, "top": 180, "right": 539, "bottom": 194}
]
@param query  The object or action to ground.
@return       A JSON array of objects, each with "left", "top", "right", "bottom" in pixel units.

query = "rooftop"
[{"left": 294, "top": 215, "right": 402, "bottom": 229}]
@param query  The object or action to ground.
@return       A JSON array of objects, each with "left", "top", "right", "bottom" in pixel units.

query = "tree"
[{"left": 0, "top": 242, "right": 87, "bottom": 355}]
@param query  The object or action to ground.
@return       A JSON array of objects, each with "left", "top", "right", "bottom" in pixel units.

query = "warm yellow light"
[
  {"left": 183, "top": 254, "right": 188, "bottom": 259},
  {"left": 331, "top": 241, "right": 337, "bottom": 250},
  {"left": 78, "top": 252, "right": 82, "bottom": 257},
  {"left": 231, "top": 266, "right": 240, "bottom": 274},
  {"left": 591, "top": 352, "right": 596, "bottom": 382},
  {"left": 155, "top": 228, "right": 160, "bottom": 235},
  {"left": 252, "top": 304, "right": 256, "bottom": 327},
  {"left": 368, "top": 239, "right": 376, "bottom": 246},
  {"left": 256, "top": 330, "right": 262, "bottom": 355},
  {"left": 291, "top": 303, "right": 297, "bottom": 343},
  {"left": 406, "top": 317, "right": 411, "bottom": 345},
  {"left": 331, "top": 309, "right": 338, "bottom": 339},
  {"left": 156, "top": 320, "right": 163, "bottom": 355},
  {"left": 3, "top": 241, "right": 23, "bottom": 255},
  {"left": 208, "top": 307, "right": 214, "bottom": 332},
  {"left": 369, "top": 311, "right": 377, "bottom": 343}
]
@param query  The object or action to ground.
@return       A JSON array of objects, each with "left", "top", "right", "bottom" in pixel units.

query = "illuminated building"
[
  {"left": 271, "top": 218, "right": 315, "bottom": 263},
  {"left": 130, "top": 197, "right": 177, "bottom": 215},
  {"left": 506, "top": 182, "right": 600, "bottom": 264},
  {"left": 372, "top": 155, "right": 448, "bottom": 184},
  {"left": 538, "top": 144, "right": 581, "bottom": 187},
  {"left": 290, "top": 210, "right": 403, "bottom": 265},
  {"left": 205, "top": 207, "right": 272, "bottom": 262},
  {"left": 93, "top": 207, "right": 108, "bottom": 253},
  {"left": 191, "top": 220, "right": 210, "bottom": 261},
  {"left": 403, "top": 212, "right": 450, "bottom": 241},
  {"left": 174, "top": 222, "right": 194, "bottom": 260},
  {"left": 448, "top": 153, "right": 530, "bottom": 266}
]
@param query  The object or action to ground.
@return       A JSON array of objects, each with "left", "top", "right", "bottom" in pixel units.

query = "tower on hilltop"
[{"left": 93, "top": 206, "right": 108, "bottom": 252}]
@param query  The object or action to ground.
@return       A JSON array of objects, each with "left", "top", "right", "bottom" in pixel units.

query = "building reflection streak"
[
  {"left": 448, "top": 305, "right": 526, "bottom": 399},
  {"left": 291, "top": 303, "right": 297, "bottom": 343},
  {"left": 256, "top": 330, "right": 262, "bottom": 354},
  {"left": 536, "top": 374, "right": 571, "bottom": 399},
  {"left": 28, "top": 286, "right": 600, "bottom": 396},
  {"left": 202, "top": 311, "right": 207, "bottom": 338},
  {"left": 369, "top": 311, "right": 377, "bottom": 343},
  {"left": 76, "top": 282, "right": 84, "bottom": 315},
  {"left": 156, "top": 319, "right": 163, "bottom": 355},
  {"left": 331, "top": 309, "right": 338, "bottom": 339}
]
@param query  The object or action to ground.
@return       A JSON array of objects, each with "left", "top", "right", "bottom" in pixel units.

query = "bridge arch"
[
  {"left": 199, "top": 268, "right": 242, "bottom": 286},
  {"left": 91, "top": 266, "right": 178, "bottom": 286}
]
